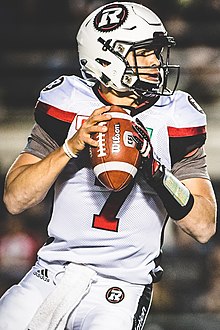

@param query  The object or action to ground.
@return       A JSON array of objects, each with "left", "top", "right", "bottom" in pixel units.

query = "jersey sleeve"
[
  {"left": 171, "top": 146, "right": 210, "bottom": 181},
  {"left": 168, "top": 91, "right": 207, "bottom": 165},
  {"left": 34, "top": 101, "right": 75, "bottom": 146},
  {"left": 21, "top": 124, "right": 59, "bottom": 159},
  {"left": 34, "top": 75, "right": 77, "bottom": 146}
]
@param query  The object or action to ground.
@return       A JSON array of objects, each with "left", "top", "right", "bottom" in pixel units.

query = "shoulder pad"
[
  {"left": 172, "top": 91, "right": 206, "bottom": 127},
  {"left": 39, "top": 75, "right": 75, "bottom": 111},
  {"left": 38, "top": 75, "right": 95, "bottom": 111},
  {"left": 167, "top": 91, "right": 207, "bottom": 164}
]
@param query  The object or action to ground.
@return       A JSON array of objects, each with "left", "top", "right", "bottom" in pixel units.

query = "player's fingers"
[
  {"left": 80, "top": 121, "right": 108, "bottom": 139},
  {"left": 87, "top": 106, "right": 112, "bottom": 125},
  {"left": 84, "top": 135, "right": 99, "bottom": 147},
  {"left": 89, "top": 122, "right": 108, "bottom": 134},
  {"left": 132, "top": 122, "right": 150, "bottom": 141},
  {"left": 74, "top": 123, "right": 106, "bottom": 146},
  {"left": 133, "top": 135, "right": 142, "bottom": 149},
  {"left": 75, "top": 106, "right": 111, "bottom": 147},
  {"left": 92, "top": 105, "right": 111, "bottom": 116}
]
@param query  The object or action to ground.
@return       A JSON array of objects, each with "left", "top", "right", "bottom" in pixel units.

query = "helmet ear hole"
[
  {"left": 80, "top": 59, "right": 87, "bottom": 66},
  {"left": 95, "top": 58, "right": 111, "bottom": 67}
]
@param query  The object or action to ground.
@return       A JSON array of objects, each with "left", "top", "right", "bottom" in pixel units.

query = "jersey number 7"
[{"left": 92, "top": 183, "right": 133, "bottom": 232}]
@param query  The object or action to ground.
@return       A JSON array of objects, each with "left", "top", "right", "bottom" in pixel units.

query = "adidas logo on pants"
[{"left": 33, "top": 268, "right": 50, "bottom": 282}]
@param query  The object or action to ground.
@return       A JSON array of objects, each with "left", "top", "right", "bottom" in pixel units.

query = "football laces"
[{"left": 97, "top": 122, "right": 107, "bottom": 157}]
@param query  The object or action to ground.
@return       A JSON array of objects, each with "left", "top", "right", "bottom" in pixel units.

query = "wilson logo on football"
[
  {"left": 112, "top": 123, "right": 121, "bottom": 153},
  {"left": 94, "top": 4, "right": 128, "bottom": 32}
]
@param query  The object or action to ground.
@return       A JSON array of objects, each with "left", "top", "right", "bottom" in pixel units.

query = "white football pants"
[{"left": 0, "top": 259, "right": 152, "bottom": 330}]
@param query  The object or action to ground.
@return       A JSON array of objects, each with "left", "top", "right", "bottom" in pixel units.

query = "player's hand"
[
  {"left": 132, "top": 118, "right": 160, "bottom": 178},
  {"left": 68, "top": 106, "right": 112, "bottom": 156}
]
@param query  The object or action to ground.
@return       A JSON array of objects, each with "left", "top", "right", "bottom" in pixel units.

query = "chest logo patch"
[{"left": 106, "top": 287, "right": 125, "bottom": 303}]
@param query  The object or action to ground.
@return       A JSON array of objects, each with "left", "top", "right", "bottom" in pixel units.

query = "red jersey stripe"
[
  {"left": 36, "top": 101, "right": 76, "bottom": 123},
  {"left": 47, "top": 106, "right": 76, "bottom": 123},
  {"left": 168, "top": 125, "right": 206, "bottom": 137}
]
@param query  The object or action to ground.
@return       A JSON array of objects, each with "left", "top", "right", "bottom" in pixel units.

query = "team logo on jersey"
[
  {"left": 106, "top": 287, "right": 125, "bottom": 303},
  {"left": 188, "top": 95, "right": 204, "bottom": 114},
  {"left": 94, "top": 4, "right": 128, "bottom": 32},
  {"left": 43, "top": 76, "right": 64, "bottom": 91}
]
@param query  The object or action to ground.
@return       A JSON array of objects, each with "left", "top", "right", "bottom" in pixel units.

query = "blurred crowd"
[{"left": 1, "top": 0, "right": 220, "bottom": 24}]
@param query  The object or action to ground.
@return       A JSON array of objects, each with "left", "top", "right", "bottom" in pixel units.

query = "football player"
[{"left": 0, "top": 2, "right": 217, "bottom": 330}]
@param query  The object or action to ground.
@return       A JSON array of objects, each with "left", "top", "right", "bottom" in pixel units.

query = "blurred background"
[{"left": 0, "top": 0, "right": 220, "bottom": 329}]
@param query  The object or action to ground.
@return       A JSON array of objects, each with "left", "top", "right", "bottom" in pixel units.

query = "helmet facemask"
[{"left": 96, "top": 33, "right": 180, "bottom": 98}]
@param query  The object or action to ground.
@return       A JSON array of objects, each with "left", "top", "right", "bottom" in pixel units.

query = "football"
[{"left": 90, "top": 105, "right": 141, "bottom": 191}]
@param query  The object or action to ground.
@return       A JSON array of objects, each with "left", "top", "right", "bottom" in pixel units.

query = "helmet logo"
[{"left": 94, "top": 4, "right": 128, "bottom": 32}]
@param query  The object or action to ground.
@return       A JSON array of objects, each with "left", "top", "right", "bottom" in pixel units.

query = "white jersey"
[{"left": 24, "top": 75, "right": 207, "bottom": 285}]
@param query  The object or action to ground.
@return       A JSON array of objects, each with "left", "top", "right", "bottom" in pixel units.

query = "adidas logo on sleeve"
[{"left": 33, "top": 268, "right": 50, "bottom": 282}]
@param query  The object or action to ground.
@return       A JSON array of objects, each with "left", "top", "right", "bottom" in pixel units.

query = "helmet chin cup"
[
  {"left": 122, "top": 64, "right": 180, "bottom": 97},
  {"left": 77, "top": 2, "right": 180, "bottom": 97}
]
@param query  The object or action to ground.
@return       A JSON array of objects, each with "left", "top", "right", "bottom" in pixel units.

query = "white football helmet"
[{"left": 77, "top": 2, "right": 180, "bottom": 97}]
